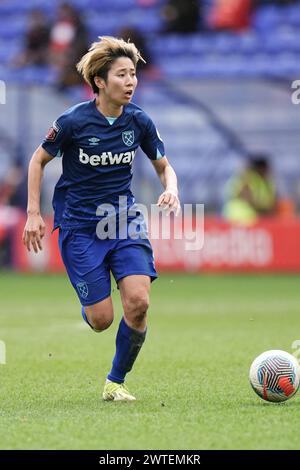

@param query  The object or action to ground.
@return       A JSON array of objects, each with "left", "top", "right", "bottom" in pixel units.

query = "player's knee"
[
  {"left": 125, "top": 292, "right": 149, "bottom": 316},
  {"left": 90, "top": 315, "right": 113, "bottom": 332},
  {"left": 84, "top": 298, "right": 114, "bottom": 332}
]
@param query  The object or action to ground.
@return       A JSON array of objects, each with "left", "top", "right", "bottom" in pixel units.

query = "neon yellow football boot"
[{"left": 102, "top": 379, "right": 136, "bottom": 401}]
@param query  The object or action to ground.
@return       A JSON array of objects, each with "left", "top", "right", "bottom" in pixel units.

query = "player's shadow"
[{"left": 241, "top": 399, "right": 299, "bottom": 408}]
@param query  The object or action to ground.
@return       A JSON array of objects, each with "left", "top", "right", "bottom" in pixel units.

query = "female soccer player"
[{"left": 22, "top": 36, "right": 180, "bottom": 401}]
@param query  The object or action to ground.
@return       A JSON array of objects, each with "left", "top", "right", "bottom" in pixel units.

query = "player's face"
[{"left": 104, "top": 57, "right": 137, "bottom": 106}]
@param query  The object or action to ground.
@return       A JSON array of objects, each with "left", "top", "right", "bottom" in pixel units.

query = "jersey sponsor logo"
[
  {"left": 122, "top": 130, "right": 134, "bottom": 147},
  {"left": 79, "top": 148, "right": 135, "bottom": 166},
  {"left": 45, "top": 121, "right": 61, "bottom": 141}
]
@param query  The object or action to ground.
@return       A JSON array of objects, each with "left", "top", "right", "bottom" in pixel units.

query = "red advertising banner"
[
  {"left": 9, "top": 214, "right": 300, "bottom": 273},
  {"left": 151, "top": 217, "right": 300, "bottom": 272}
]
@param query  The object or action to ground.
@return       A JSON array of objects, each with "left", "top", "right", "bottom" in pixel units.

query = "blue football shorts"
[{"left": 58, "top": 226, "right": 158, "bottom": 306}]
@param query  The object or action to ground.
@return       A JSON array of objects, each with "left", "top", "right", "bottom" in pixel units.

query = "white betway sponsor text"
[{"left": 79, "top": 148, "right": 135, "bottom": 166}]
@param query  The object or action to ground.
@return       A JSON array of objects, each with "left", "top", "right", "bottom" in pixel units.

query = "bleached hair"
[{"left": 77, "top": 36, "right": 145, "bottom": 93}]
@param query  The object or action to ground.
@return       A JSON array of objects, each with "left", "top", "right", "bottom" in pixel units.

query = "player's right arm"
[{"left": 22, "top": 145, "right": 54, "bottom": 253}]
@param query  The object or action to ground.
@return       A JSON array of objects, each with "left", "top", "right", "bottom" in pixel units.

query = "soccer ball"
[{"left": 249, "top": 350, "right": 300, "bottom": 402}]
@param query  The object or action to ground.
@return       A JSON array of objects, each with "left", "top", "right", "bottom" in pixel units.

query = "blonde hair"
[{"left": 77, "top": 36, "right": 145, "bottom": 94}]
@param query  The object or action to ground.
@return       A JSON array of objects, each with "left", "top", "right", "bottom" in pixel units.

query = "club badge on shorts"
[{"left": 76, "top": 281, "right": 89, "bottom": 299}]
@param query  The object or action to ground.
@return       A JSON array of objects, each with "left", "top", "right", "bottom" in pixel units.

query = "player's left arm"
[{"left": 151, "top": 156, "right": 181, "bottom": 216}]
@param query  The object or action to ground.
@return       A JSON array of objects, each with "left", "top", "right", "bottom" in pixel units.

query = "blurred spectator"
[
  {"left": 223, "top": 155, "right": 278, "bottom": 225},
  {"left": 0, "top": 155, "right": 25, "bottom": 267},
  {"left": 13, "top": 9, "right": 50, "bottom": 67},
  {"left": 119, "top": 27, "right": 152, "bottom": 71},
  {"left": 0, "top": 165, "right": 23, "bottom": 207},
  {"left": 210, "top": 0, "right": 253, "bottom": 32},
  {"left": 161, "top": 0, "right": 202, "bottom": 33},
  {"left": 49, "top": 2, "right": 88, "bottom": 89},
  {"left": 0, "top": 137, "right": 25, "bottom": 209}
]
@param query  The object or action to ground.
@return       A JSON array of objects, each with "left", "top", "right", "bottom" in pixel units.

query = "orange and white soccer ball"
[{"left": 249, "top": 350, "right": 300, "bottom": 402}]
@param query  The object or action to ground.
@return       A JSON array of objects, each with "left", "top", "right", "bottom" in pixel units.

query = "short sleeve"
[
  {"left": 41, "top": 113, "right": 72, "bottom": 158},
  {"left": 140, "top": 117, "right": 165, "bottom": 161}
]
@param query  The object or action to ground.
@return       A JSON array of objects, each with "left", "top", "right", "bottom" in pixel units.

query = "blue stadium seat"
[
  {"left": 0, "top": 0, "right": 47, "bottom": 14},
  {"left": 152, "top": 35, "right": 186, "bottom": 55},
  {"left": 277, "top": 4, "right": 300, "bottom": 26},
  {"left": 88, "top": 0, "right": 137, "bottom": 9},
  {"left": 235, "top": 33, "right": 260, "bottom": 54},
  {"left": 0, "top": 15, "right": 27, "bottom": 40},
  {"left": 253, "top": 6, "right": 281, "bottom": 32},
  {"left": 189, "top": 34, "right": 216, "bottom": 54},
  {"left": 0, "top": 39, "right": 22, "bottom": 63},
  {"left": 7, "top": 65, "right": 57, "bottom": 85},
  {"left": 213, "top": 34, "right": 240, "bottom": 53},
  {"left": 262, "top": 30, "right": 300, "bottom": 54},
  {"left": 1, "top": 0, "right": 300, "bottom": 81},
  {"left": 126, "top": 8, "right": 162, "bottom": 34},
  {"left": 86, "top": 13, "right": 121, "bottom": 37}
]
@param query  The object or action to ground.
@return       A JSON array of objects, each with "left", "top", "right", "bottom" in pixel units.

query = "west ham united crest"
[
  {"left": 76, "top": 281, "right": 88, "bottom": 299},
  {"left": 122, "top": 130, "right": 134, "bottom": 147}
]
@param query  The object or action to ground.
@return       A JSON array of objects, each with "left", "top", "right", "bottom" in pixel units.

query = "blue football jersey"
[{"left": 42, "top": 99, "right": 165, "bottom": 229}]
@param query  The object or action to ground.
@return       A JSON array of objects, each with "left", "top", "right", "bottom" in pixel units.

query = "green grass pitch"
[{"left": 0, "top": 272, "right": 300, "bottom": 450}]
